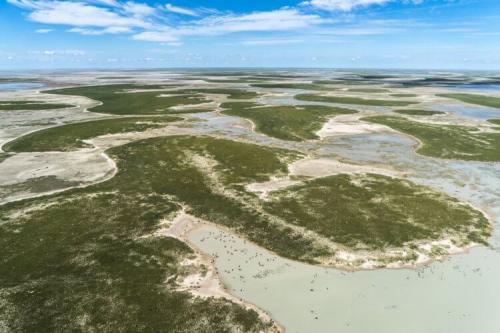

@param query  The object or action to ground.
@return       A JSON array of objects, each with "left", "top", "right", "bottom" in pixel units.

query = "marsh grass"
[
  {"left": 0, "top": 133, "right": 491, "bottom": 330},
  {"left": 220, "top": 102, "right": 356, "bottom": 141},
  {"left": 394, "top": 109, "right": 445, "bottom": 116},
  {"left": 0, "top": 154, "right": 11, "bottom": 163},
  {"left": 47, "top": 84, "right": 208, "bottom": 115},
  {"left": 390, "top": 93, "right": 418, "bottom": 98},
  {"left": 365, "top": 115, "right": 500, "bottom": 161},
  {"left": 0, "top": 136, "right": 301, "bottom": 332},
  {"left": 0, "top": 176, "right": 81, "bottom": 200},
  {"left": 263, "top": 174, "right": 490, "bottom": 249},
  {"left": 4, "top": 116, "right": 181, "bottom": 152},
  {"left": 0, "top": 101, "right": 73, "bottom": 111},
  {"left": 295, "top": 93, "right": 416, "bottom": 106},
  {"left": 346, "top": 88, "right": 390, "bottom": 93},
  {"left": 250, "top": 83, "right": 333, "bottom": 91},
  {"left": 438, "top": 93, "right": 500, "bottom": 109},
  {"left": 174, "top": 88, "right": 260, "bottom": 99}
]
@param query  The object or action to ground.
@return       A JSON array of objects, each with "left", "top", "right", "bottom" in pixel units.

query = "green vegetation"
[
  {"left": 0, "top": 128, "right": 492, "bottom": 330},
  {"left": 0, "top": 153, "right": 11, "bottom": 163},
  {"left": 358, "top": 74, "right": 395, "bottom": 80},
  {"left": 4, "top": 116, "right": 180, "bottom": 152},
  {"left": 0, "top": 77, "right": 41, "bottom": 83},
  {"left": 488, "top": 119, "right": 500, "bottom": 125},
  {"left": 365, "top": 115, "right": 500, "bottom": 161},
  {"left": 312, "top": 80, "right": 364, "bottom": 85},
  {"left": 264, "top": 174, "right": 490, "bottom": 249},
  {"left": 220, "top": 102, "right": 356, "bottom": 141},
  {"left": 438, "top": 93, "right": 500, "bottom": 109},
  {"left": 394, "top": 109, "right": 445, "bottom": 116},
  {"left": 295, "top": 93, "right": 416, "bottom": 106},
  {"left": 390, "top": 93, "right": 418, "bottom": 98},
  {"left": 346, "top": 88, "right": 390, "bottom": 93},
  {"left": 0, "top": 176, "right": 81, "bottom": 202},
  {"left": 175, "top": 88, "right": 260, "bottom": 99},
  {"left": 0, "top": 136, "right": 306, "bottom": 331},
  {"left": 47, "top": 84, "right": 208, "bottom": 115},
  {"left": 0, "top": 100, "right": 73, "bottom": 111},
  {"left": 250, "top": 83, "right": 333, "bottom": 91}
]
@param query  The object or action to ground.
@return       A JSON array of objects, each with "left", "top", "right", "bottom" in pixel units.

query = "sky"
[{"left": 1, "top": 0, "right": 499, "bottom": 70}]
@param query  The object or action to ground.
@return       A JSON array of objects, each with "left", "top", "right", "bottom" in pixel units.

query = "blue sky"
[{"left": 1, "top": 0, "right": 499, "bottom": 69}]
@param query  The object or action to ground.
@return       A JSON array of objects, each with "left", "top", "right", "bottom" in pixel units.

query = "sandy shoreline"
[
  {"left": 156, "top": 211, "right": 284, "bottom": 333},
  {"left": 2, "top": 79, "right": 498, "bottom": 332}
]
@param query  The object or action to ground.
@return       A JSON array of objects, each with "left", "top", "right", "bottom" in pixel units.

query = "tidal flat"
[
  {"left": 365, "top": 115, "right": 500, "bottom": 162},
  {"left": 1, "top": 69, "right": 500, "bottom": 332}
]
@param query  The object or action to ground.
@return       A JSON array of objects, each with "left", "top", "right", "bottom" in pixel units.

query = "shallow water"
[
  {"left": 454, "top": 84, "right": 500, "bottom": 92},
  {"left": 0, "top": 82, "right": 45, "bottom": 91},
  {"left": 190, "top": 225, "right": 500, "bottom": 333},
  {"left": 189, "top": 127, "right": 500, "bottom": 333},
  {"left": 259, "top": 92, "right": 391, "bottom": 114},
  {"left": 2, "top": 70, "right": 500, "bottom": 331},
  {"left": 432, "top": 103, "right": 499, "bottom": 120}
]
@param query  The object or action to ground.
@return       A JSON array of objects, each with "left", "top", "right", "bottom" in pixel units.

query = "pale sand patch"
[
  {"left": 289, "top": 158, "right": 402, "bottom": 178},
  {"left": 0, "top": 150, "right": 113, "bottom": 187},
  {"left": 245, "top": 178, "right": 300, "bottom": 198},
  {"left": 0, "top": 91, "right": 105, "bottom": 148},
  {"left": 321, "top": 239, "right": 479, "bottom": 271},
  {"left": 0, "top": 122, "right": 193, "bottom": 205},
  {"left": 0, "top": 149, "right": 117, "bottom": 205},
  {"left": 245, "top": 157, "right": 402, "bottom": 199},
  {"left": 316, "top": 113, "right": 388, "bottom": 139},
  {"left": 153, "top": 211, "right": 282, "bottom": 332},
  {"left": 168, "top": 101, "right": 217, "bottom": 112},
  {"left": 85, "top": 124, "right": 195, "bottom": 150},
  {"left": 242, "top": 156, "right": 483, "bottom": 271}
]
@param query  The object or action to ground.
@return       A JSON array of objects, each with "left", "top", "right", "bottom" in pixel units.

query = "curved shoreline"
[
  {"left": 156, "top": 211, "right": 284, "bottom": 332},
  {"left": 1, "top": 80, "right": 498, "bottom": 332}
]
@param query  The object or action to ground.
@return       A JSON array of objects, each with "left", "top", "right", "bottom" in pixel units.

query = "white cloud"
[
  {"left": 302, "top": 0, "right": 423, "bottom": 11},
  {"left": 204, "top": 9, "right": 323, "bottom": 32},
  {"left": 9, "top": 1, "right": 149, "bottom": 28},
  {"left": 164, "top": 3, "right": 198, "bottom": 16},
  {"left": 123, "top": 1, "right": 156, "bottom": 17},
  {"left": 69, "top": 26, "right": 132, "bottom": 35},
  {"left": 89, "top": 0, "right": 120, "bottom": 7},
  {"left": 37, "top": 49, "right": 86, "bottom": 56},
  {"left": 321, "top": 27, "right": 401, "bottom": 35},
  {"left": 303, "top": 0, "right": 390, "bottom": 11},
  {"left": 6, "top": 0, "right": 41, "bottom": 9},
  {"left": 134, "top": 9, "right": 325, "bottom": 42},
  {"left": 132, "top": 31, "right": 178, "bottom": 42},
  {"left": 35, "top": 28, "right": 52, "bottom": 33},
  {"left": 7, "top": 0, "right": 416, "bottom": 43}
]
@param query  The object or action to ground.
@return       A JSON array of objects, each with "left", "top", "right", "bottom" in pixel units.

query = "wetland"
[{"left": 0, "top": 69, "right": 499, "bottom": 333}]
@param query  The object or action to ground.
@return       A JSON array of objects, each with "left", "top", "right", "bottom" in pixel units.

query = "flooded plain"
[
  {"left": 1, "top": 70, "right": 500, "bottom": 332},
  {"left": 186, "top": 84, "right": 500, "bottom": 332},
  {"left": 189, "top": 128, "right": 500, "bottom": 333},
  {"left": 0, "top": 82, "right": 46, "bottom": 91}
]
